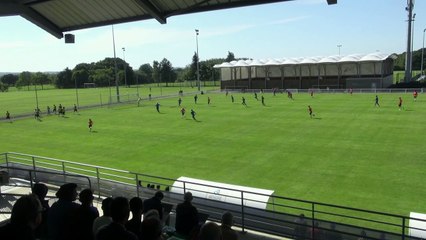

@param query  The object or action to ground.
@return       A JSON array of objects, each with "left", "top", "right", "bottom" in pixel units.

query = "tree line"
[{"left": 0, "top": 51, "right": 238, "bottom": 92}]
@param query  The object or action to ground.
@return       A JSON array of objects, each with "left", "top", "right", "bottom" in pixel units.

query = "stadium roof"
[
  {"left": 213, "top": 53, "right": 398, "bottom": 68},
  {"left": 0, "top": 0, "right": 335, "bottom": 39}
]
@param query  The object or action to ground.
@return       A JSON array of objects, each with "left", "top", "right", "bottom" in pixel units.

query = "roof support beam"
[
  {"left": 134, "top": 0, "right": 167, "bottom": 24},
  {"left": 20, "top": 6, "right": 63, "bottom": 38}
]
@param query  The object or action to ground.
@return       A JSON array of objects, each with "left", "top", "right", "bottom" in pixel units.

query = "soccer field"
[{"left": 1, "top": 90, "right": 425, "bottom": 217}]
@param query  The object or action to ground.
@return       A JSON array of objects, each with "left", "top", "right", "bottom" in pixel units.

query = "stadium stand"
[{"left": 1, "top": 152, "right": 425, "bottom": 240}]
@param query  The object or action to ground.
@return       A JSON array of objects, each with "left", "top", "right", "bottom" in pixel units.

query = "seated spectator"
[
  {"left": 47, "top": 183, "right": 80, "bottom": 240},
  {"left": 93, "top": 197, "right": 113, "bottom": 236},
  {"left": 140, "top": 217, "right": 163, "bottom": 240},
  {"left": 96, "top": 196, "right": 138, "bottom": 240},
  {"left": 32, "top": 183, "right": 50, "bottom": 239},
  {"left": 144, "top": 209, "right": 161, "bottom": 220},
  {"left": 125, "top": 197, "right": 144, "bottom": 238},
  {"left": 198, "top": 222, "right": 221, "bottom": 240},
  {"left": 143, "top": 191, "right": 164, "bottom": 220},
  {"left": 221, "top": 211, "right": 238, "bottom": 240},
  {"left": 71, "top": 188, "right": 99, "bottom": 240},
  {"left": 325, "top": 223, "right": 342, "bottom": 240},
  {"left": 0, "top": 194, "right": 42, "bottom": 240},
  {"left": 175, "top": 192, "right": 199, "bottom": 238}
]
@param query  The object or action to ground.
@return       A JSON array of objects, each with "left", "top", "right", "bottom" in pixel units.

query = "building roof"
[
  {"left": 214, "top": 53, "right": 398, "bottom": 68},
  {"left": 0, "top": 0, "right": 312, "bottom": 39}
]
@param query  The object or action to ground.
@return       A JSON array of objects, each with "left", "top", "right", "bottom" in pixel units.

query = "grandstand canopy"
[
  {"left": 214, "top": 53, "right": 398, "bottom": 68},
  {"left": 0, "top": 0, "right": 334, "bottom": 39}
]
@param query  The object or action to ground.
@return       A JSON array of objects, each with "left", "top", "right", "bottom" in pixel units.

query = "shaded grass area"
[{"left": 1, "top": 91, "right": 425, "bottom": 218}]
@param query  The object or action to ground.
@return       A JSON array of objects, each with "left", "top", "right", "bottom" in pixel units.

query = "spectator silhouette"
[
  {"left": 294, "top": 214, "right": 308, "bottom": 240},
  {"left": 143, "top": 191, "right": 164, "bottom": 220},
  {"left": 221, "top": 211, "right": 239, "bottom": 240},
  {"left": 96, "top": 196, "right": 138, "bottom": 240},
  {"left": 47, "top": 183, "right": 80, "bottom": 240},
  {"left": 32, "top": 183, "right": 50, "bottom": 239},
  {"left": 175, "top": 192, "right": 199, "bottom": 238},
  {"left": 92, "top": 197, "right": 113, "bottom": 236},
  {"left": 325, "top": 223, "right": 342, "bottom": 240},
  {"left": 125, "top": 197, "right": 144, "bottom": 238},
  {"left": 71, "top": 188, "right": 99, "bottom": 240},
  {"left": 0, "top": 194, "right": 42, "bottom": 240},
  {"left": 198, "top": 222, "right": 222, "bottom": 240}
]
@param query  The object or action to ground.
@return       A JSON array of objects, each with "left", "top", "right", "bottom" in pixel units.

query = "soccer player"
[
  {"left": 242, "top": 97, "right": 247, "bottom": 106},
  {"left": 137, "top": 97, "right": 142, "bottom": 107},
  {"left": 349, "top": 88, "right": 353, "bottom": 95},
  {"left": 208, "top": 97, "right": 211, "bottom": 105},
  {"left": 155, "top": 102, "right": 160, "bottom": 113},
  {"left": 194, "top": 94, "right": 198, "bottom": 104},
  {"left": 180, "top": 107, "right": 186, "bottom": 118},
  {"left": 231, "top": 95, "right": 234, "bottom": 103},
  {"left": 53, "top": 104, "right": 57, "bottom": 114},
  {"left": 287, "top": 90, "right": 293, "bottom": 100},
  {"left": 413, "top": 90, "right": 418, "bottom": 101},
  {"left": 225, "top": 90, "right": 228, "bottom": 97},
  {"left": 310, "top": 90, "right": 314, "bottom": 97},
  {"left": 178, "top": 98, "right": 182, "bottom": 106},
  {"left": 190, "top": 109, "right": 196, "bottom": 120},
  {"left": 73, "top": 104, "right": 78, "bottom": 113},
  {"left": 261, "top": 95, "right": 265, "bottom": 106},
  {"left": 6, "top": 111, "right": 11, "bottom": 122},
  {"left": 47, "top": 106, "right": 51, "bottom": 115},
  {"left": 375, "top": 95, "right": 380, "bottom": 107},
  {"left": 88, "top": 119, "right": 93, "bottom": 132},
  {"left": 398, "top": 97, "right": 403, "bottom": 110},
  {"left": 254, "top": 92, "right": 258, "bottom": 100},
  {"left": 308, "top": 105, "right": 314, "bottom": 118}
]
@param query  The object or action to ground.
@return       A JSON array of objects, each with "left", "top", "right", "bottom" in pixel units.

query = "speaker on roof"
[
  {"left": 65, "top": 34, "right": 75, "bottom": 44},
  {"left": 327, "top": 0, "right": 337, "bottom": 4}
]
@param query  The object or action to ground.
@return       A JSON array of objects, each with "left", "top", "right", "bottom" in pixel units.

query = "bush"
[{"left": 0, "top": 81, "right": 9, "bottom": 92}]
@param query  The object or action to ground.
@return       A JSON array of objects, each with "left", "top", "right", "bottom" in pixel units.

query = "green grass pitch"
[{"left": 1, "top": 90, "right": 426, "bottom": 217}]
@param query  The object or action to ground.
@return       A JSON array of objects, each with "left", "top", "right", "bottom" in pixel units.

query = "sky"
[{"left": 0, "top": 0, "right": 425, "bottom": 73}]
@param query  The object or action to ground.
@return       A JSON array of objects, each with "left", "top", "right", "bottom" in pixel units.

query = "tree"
[
  {"left": 152, "top": 61, "right": 160, "bottom": 86},
  {"left": 72, "top": 70, "right": 90, "bottom": 88},
  {"left": 225, "top": 51, "right": 235, "bottom": 62},
  {"left": 90, "top": 69, "right": 113, "bottom": 87},
  {"left": 0, "top": 74, "right": 19, "bottom": 86},
  {"left": 32, "top": 72, "right": 49, "bottom": 90},
  {"left": 189, "top": 52, "right": 198, "bottom": 80},
  {"left": 159, "top": 58, "right": 176, "bottom": 86},
  {"left": 55, "top": 68, "right": 73, "bottom": 88},
  {"left": 138, "top": 64, "right": 153, "bottom": 83},
  {"left": 0, "top": 81, "right": 9, "bottom": 92},
  {"left": 16, "top": 71, "right": 32, "bottom": 90}
]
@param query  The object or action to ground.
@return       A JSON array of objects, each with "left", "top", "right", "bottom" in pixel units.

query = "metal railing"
[{"left": 0, "top": 152, "right": 425, "bottom": 240}]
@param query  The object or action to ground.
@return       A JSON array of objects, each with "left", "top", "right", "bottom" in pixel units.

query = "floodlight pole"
[
  {"left": 112, "top": 25, "right": 120, "bottom": 102},
  {"left": 337, "top": 44, "right": 342, "bottom": 56},
  {"left": 122, "top": 47, "right": 127, "bottom": 87},
  {"left": 195, "top": 29, "right": 200, "bottom": 91},
  {"left": 421, "top": 28, "right": 426, "bottom": 76},
  {"left": 34, "top": 83, "right": 39, "bottom": 110},
  {"left": 404, "top": 0, "right": 414, "bottom": 82},
  {"left": 75, "top": 76, "right": 79, "bottom": 108},
  {"left": 411, "top": 13, "right": 416, "bottom": 78}
]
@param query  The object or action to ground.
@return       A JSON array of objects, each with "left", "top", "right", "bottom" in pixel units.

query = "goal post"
[{"left": 83, "top": 83, "right": 96, "bottom": 88}]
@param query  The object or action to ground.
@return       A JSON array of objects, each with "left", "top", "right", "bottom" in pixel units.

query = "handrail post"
[
  {"left": 5, "top": 153, "right": 9, "bottom": 167},
  {"left": 136, "top": 174, "right": 140, "bottom": 198},
  {"left": 402, "top": 217, "right": 406, "bottom": 240},
  {"left": 62, "top": 162, "right": 66, "bottom": 183},
  {"left": 32, "top": 156, "right": 37, "bottom": 181},
  {"left": 241, "top": 191, "right": 245, "bottom": 233},
  {"left": 312, "top": 203, "right": 315, "bottom": 240},
  {"left": 96, "top": 168, "right": 101, "bottom": 199},
  {"left": 29, "top": 170, "right": 34, "bottom": 190},
  {"left": 183, "top": 181, "right": 186, "bottom": 193}
]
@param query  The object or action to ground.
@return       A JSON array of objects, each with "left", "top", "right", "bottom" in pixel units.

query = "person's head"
[
  {"left": 140, "top": 217, "right": 162, "bottom": 240},
  {"left": 183, "top": 192, "right": 193, "bottom": 202},
  {"left": 129, "top": 197, "right": 143, "bottom": 217},
  {"left": 56, "top": 183, "right": 78, "bottom": 201},
  {"left": 110, "top": 197, "right": 130, "bottom": 224},
  {"left": 32, "top": 183, "right": 48, "bottom": 200},
  {"left": 154, "top": 191, "right": 164, "bottom": 200},
  {"left": 221, "top": 211, "right": 233, "bottom": 227},
  {"left": 11, "top": 194, "right": 42, "bottom": 230},
  {"left": 144, "top": 209, "right": 160, "bottom": 220},
  {"left": 78, "top": 188, "right": 94, "bottom": 205},
  {"left": 101, "top": 197, "right": 113, "bottom": 217},
  {"left": 199, "top": 222, "right": 222, "bottom": 240}
]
